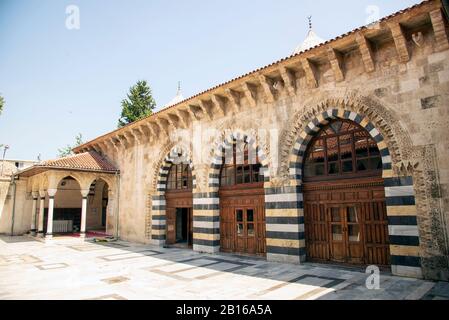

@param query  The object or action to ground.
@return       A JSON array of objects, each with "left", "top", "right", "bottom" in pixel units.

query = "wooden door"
[
  {"left": 255, "top": 207, "right": 266, "bottom": 255},
  {"left": 362, "top": 201, "right": 390, "bottom": 266},
  {"left": 345, "top": 205, "right": 364, "bottom": 264},
  {"left": 235, "top": 208, "right": 257, "bottom": 255},
  {"left": 165, "top": 189, "right": 193, "bottom": 247},
  {"left": 166, "top": 207, "right": 176, "bottom": 245},
  {"left": 328, "top": 205, "right": 364, "bottom": 264},
  {"left": 188, "top": 208, "right": 193, "bottom": 247},
  {"left": 328, "top": 206, "right": 346, "bottom": 262},
  {"left": 219, "top": 188, "right": 266, "bottom": 256},
  {"left": 221, "top": 205, "right": 235, "bottom": 253},
  {"left": 304, "top": 202, "right": 329, "bottom": 261},
  {"left": 304, "top": 178, "right": 390, "bottom": 266},
  {"left": 235, "top": 209, "right": 245, "bottom": 253}
]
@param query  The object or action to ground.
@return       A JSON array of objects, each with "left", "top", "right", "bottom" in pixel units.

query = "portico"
[{"left": 16, "top": 151, "right": 119, "bottom": 239}]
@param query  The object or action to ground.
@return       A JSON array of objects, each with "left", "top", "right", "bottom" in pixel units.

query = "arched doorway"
[
  {"left": 44, "top": 176, "right": 82, "bottom": 236},
  {"left": 43, "top": 176, "right": 113, "bottom": 238},
  {"left": 219, "top": 139, "right": 266, "bottom": 256},
  {"left": 165, "top": 162, "right": 193, "bottom": 248},
  {"left": 43, "top": 176, "right": 82, "bottom": 238},
  {"left": 85, "top": 178, "right": 111, "bottom": 237},
  {"left": 303, "top": 119, "right": 390, "bottom": 266}
]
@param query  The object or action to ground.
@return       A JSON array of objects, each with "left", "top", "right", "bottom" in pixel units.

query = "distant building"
[{"left": 1, "top": 159, "right": 38, "bottom": 177}]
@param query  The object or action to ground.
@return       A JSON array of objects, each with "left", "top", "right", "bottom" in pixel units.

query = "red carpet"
[{"left": 67, "top": 231, "right": 111, "bottom": 238}]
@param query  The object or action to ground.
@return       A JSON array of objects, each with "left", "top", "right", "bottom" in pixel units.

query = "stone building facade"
[{"left": 2, "top": 0, "right": 449, "bottom": 281}]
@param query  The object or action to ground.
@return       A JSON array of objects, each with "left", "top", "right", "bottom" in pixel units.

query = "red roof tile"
[{"left": 41, "top": 151, "right": 118, "bottom": 172}]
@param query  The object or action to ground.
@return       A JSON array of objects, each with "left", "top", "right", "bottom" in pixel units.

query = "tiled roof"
[
  {"left": 74, "top": 0, "right": 436, "bottom": 151},
  {"left": 40, "top": 151, "right": 118, "bottom": 172}
]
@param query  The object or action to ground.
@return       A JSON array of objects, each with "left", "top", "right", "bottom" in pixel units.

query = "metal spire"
[
  {"left": 308, "top": 15, "right": 312, "bottom": 30},
  {"left": 164, "top": 81, "right": 184, "bottom": 108}
]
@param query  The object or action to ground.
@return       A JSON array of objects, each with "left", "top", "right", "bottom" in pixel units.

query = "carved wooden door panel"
[
  {"left": 328, "top": 206, "right": 347, "bottom": 263},
  {"left": 220, "top": 203, "right": 235, "bottom": 253},
  {"left": 166, "top": 207, "right": 176, "bottom": 245},
  {"left": 219, "top": 188, "right": 266, "bottom": 256},
  {"left": 305, "top": 202, "right": 330, "bottom": 261},
  {"left": 304, "top": 178, "right": 390, "bottom": 266},
  {"left": 345, "top": 205, "right": 364, "bottom": 264},
  {"left": 327, "top": 205, "right": 364, "bottom": 264},
  {"left": 255, "top": 205, "right": 266, "bottom": 255},
  {"left": 235, "top": 208, "right": 258, "bottom": 255},
  {"left": 362, "top": 200, "right": 390, "bottom": 266}
]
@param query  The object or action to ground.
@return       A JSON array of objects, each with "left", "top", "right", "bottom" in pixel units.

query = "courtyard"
[{"left": 0, "top": 235, "right": 447, "bottom": 300}]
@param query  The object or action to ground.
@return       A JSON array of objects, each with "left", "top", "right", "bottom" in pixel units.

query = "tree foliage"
[
  {"left": 58, "top": 133, "right": 84, "bottom": 158},
  {"left": 0, "top": 94, "right": 4, "bottom": 115},
  {"left": 118, "top": 80, "right": 156, "bottom": 128}
]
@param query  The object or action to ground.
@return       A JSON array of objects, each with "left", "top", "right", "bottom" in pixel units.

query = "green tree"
[
  {"left": 118, "top": 80, "right": 156, "bottom": 128},
  {"left": 0, "top": 94, "right": 4, "bottom": 115},
  {"left": 58, "top": 133, "right": 84, "bottom": 158}
]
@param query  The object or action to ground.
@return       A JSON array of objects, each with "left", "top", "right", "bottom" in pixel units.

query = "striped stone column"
[
  {"left": 191, "top": 143, "right": 223, "bottom": 254},
  {"left": 384, "top": 173, "right": 422, "bottom": 278},
  {"left": 192, "top": 192, "right": 220, "bottom": 254},
  {"left": 151, "top": 159, "right": 171, "bottom": 246},
  {"left": 151, "top": 194, "right": 166, "bottom": 246},
  {"left": 265, "top": 185, "right": 305, "bottom": 263}
]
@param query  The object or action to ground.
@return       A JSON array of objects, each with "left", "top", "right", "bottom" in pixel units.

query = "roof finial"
[
  {"left": 177, "top": 81, "right": 181, "bottom": 95},
  {"left": 293, "top": 15, "right": 324, "bottom": 54}
]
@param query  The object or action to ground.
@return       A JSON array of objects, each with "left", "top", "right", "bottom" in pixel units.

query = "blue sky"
[{"left": 0, "top": 0, "right": 421, "bottom": 160}]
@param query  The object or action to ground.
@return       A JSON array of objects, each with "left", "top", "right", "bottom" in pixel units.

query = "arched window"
[
  {"left": 304, "top": 120, "right": 382, "bottom": 181},
  {"left": 167, "top": 163, "right": 192, "bottom": 190},
  {"left": 220, "top": 140, "right": 262, "bottom": 187}
]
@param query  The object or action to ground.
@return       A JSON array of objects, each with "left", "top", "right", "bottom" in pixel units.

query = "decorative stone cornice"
[
  {"left": 258, "top": 75, "right": 275, "bottom": 103},
  {"left": 327, "top": 47, "right": 345, "bottom": 82},
  {"left": 187, "top": 105, "right": 202, "bottom": 121},
  {"left": 241, "top": 82, "right": 257, "bottom": 108},
  {"left": 72, "top": 0, "right": 446, "bottom": 153},
  {"left": 388, "top": 22, "right": 411, "bottom": 63},
  {"left": 210, "top": 95, "right": 226, "bottom": 117},
  {"left": 301, "top": 58, "right": 318, "bottom": 88},
  {"left": 224, "top": 88, "right": 240, "bottom": 113},
  {"left": 430, "top": 8, "right": 449, "bottom": 52},
  {"left": 279, "top": 66, "right": 296, "bottom": 96},
  {"left": 197, "top": 100, "right": 213, "bottom": 120},
  {"left": 176, "top": 109, "right": 190, "bottom": 128},
  {"left": 355, "top": 32, "right": 375, "bottom": 73}
]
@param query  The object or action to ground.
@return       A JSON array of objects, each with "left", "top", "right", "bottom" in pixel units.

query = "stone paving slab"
[{"left": 0, "top": 235, "right": 446, "bottom": 300}]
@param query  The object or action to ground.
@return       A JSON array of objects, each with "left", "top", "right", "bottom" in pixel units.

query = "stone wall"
[
  {"left": 75, "top": 1, "right": 449, "bottom": 280},
  {"left": 0, "top": 178, "right": 32, "bottom": 235}
]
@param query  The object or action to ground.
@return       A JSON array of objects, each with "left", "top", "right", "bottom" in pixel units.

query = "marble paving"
[{"left": 0, "top": 235, "right": 447, "bottom": 300}]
